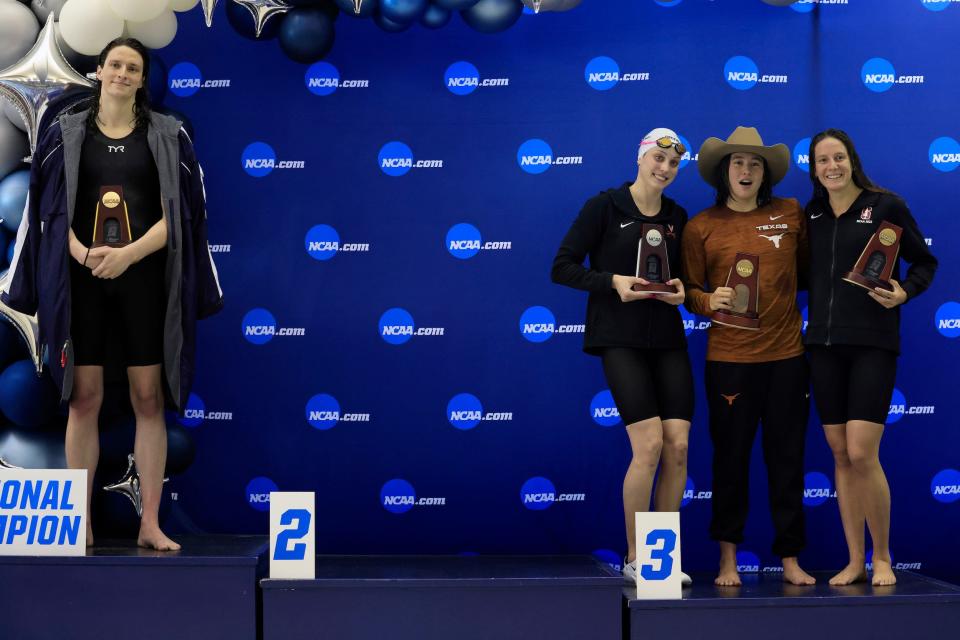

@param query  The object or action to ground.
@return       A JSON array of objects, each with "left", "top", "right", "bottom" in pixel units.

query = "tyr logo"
[{"left": 108, "top": 145, "right": 125, "bottom": 153}]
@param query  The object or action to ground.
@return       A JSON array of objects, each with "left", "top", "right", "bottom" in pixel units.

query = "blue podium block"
[
  {"left": 0, "top": 535, "right": 267, "bottom": 640},
  {"left": 261, "top": 555, "right": 622, "bottom": 640},
  {"left": 626, "top": 571, "right": 960, "bottom": 640}
]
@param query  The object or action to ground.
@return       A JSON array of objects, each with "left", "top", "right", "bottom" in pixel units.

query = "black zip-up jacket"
[
  {"left": 551, "top": 183, "right": 688, "bottom": 354},
  {"left": 804, "top": 190, "right": 937, "bottom": 354}
]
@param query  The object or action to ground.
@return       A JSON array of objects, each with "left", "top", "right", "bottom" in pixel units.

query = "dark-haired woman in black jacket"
[{"left": 805, "top": 129, "right": 937, "bottom": 587}]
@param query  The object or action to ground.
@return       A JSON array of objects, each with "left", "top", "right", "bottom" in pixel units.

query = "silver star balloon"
[
  {"left": 0, "top": 271, "right": 41, "bottom": 374},
  {"left": 232, "top": 0, "right": 291, "bottom": 38},
  {"left": 201, "top": 0, "right": 220, "bottom": 27},
  {"left": 0, "top": 13, "right": 93, "bottom": 157},
  {"left": 103, "top": 453, "right": 169, "bottom": 518},
  {"left": 521, "top": 0, "right": 581, "bottom": 12},
  {"left": 0, "top": 457, "right": 24, "bottom": 470}
]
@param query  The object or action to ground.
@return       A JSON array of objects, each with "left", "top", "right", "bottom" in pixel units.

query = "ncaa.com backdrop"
[{"left": 160, "top": 0, "right": 960, "bottom": 580}]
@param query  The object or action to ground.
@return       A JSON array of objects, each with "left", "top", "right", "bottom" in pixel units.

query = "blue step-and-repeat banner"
[{"left": 14, "top": 0, "right": 960, "bottom": 579}]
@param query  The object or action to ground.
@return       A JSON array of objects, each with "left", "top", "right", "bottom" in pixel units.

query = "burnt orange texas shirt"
[{"left": 681, "top": 197, "right": 807, "bottom": 363}]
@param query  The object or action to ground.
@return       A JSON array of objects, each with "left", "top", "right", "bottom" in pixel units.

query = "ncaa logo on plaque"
[
  {"left": 929, "top": 137, "right": 960, "bottom": 172},
  {"left": 247, "top": 477, "right": 278, "bottom": 512},
  {"left": 242, "top": 308, "right": 277, "bottom": 345},
  {"left": 379, "top": 307, "right": 415, "bottom": 345},
  {"left": 935, "top": 302, "right": 960, "bottom": 337},
  {"left": 447, "top": 393, "right": 483, "bottom": 430},
  {"left": 930, "top": 469, "right": 960, "bottom": 503},
  {"left": 306, "top": 394, "right": 341, "bottom": 430},
  {"left": 381, "top": 479, "right": 416, "bottom": 514},
  {"left": 584, "top": 56, "right": 620, "bottom": 91},
  {"left": 379, "top": 142, "right": 414, "bottom": 177},
  {"left": 519, "top": 306, "right": 556, "bottom": 342},
  {"left": 590, "top": 390, "right": 621, "bottom": 427},
  {"left": 305, "top": 62, "right": 339, "bottom": 96},
  {"left": 444, "top": 61, "right": 480, "bottom": 95},
  {"left": 520, "top": 476, "right": 556, "bottom": 511}
]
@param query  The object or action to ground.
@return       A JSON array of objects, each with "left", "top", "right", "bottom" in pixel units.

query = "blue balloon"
[
  {"left": 0, "top": 317, "right": 27, "bottom": 370},
  {"left": 434, "top": 0, "right": 478, "bottom": 8},
  {"left": 0, "top": 428, "right": 67, "bottom": 469},
  {"left": 0, "top": 360, "right": 57, "bottom": 428},
  {"left": 374, "top": 8, "right": 412, "bottom": 31},
  {"left": 0, "top": 170, "right": 29, "bottom": 234},
  {"left": 165, "top": 423, "right": 196, "bottom": 476},
  {"left": 147, "top": 52, "right": 168, "bottom": 106},
  {"left": 6, "top": 238, "right": 14, "bottom": 265},
  {"left": 381, "top": 0, "right": 428, "bottom": 23},
  {"left": 334, "top": 0, "right": 375, "bottom": 18},
  {"left": 420, "top": 3, "right": 451, "bottom": 27},
  {"left": 288, "top": 0, "right": 340, "bottom": 19},
  {"left": 225, "top": 0, "right": 283, "bottom": 40},
  {"left": 280, "top": 8, "right": 336, "bottom": 63},
  {"left": 461, "top": 0, "right": 522, "bottom": 32}
]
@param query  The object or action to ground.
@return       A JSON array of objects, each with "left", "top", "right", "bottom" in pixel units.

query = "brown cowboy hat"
[{"left": 697, "top": 126, "right": 790, "bottom": 188}]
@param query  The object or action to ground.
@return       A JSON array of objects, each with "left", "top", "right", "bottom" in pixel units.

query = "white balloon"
[
  {"left": 59, "top": 0, "right": 125, "bottom": 56},
  {"left": 168, "top": 0, "right": 199, "bottom": 12},
  {"left": 2, "top": 101, "right": 27, "bottom": 133},
  {"left": 0, "top": 1, "right": 41, "bottom": 69},
  {"left": 30, "top": 0, "right": 70, "bottom": 22},
  {"left": 126, "top": 11, "right": 178, "bottom": 50},
  {"left": 108, "top": 0, "right": 167, "bottom": 22},
  {"left": 0, "top": 116, "right": 29, "bottom": 180}
]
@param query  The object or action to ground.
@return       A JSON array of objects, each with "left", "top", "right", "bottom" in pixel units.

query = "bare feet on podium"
[
  {"left": 714, "top": 542, "right": 741, "bottom": 587},
  {"left": 870, "top": 557, "right": 896, "bottom": 586},
  {"left": 782, "top": 557, "right": 815, "bottom": 585},
  {"left": 138, "top": 523, "right": 181, "bottom": 551},
  {"left": 828, "top": 561, "right": 867, "bottom": 586}
]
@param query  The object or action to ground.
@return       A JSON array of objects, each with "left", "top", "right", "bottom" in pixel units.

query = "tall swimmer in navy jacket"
[
  {"left": 805, "top": 129, "right": 937, "bottom": 586},
  {"left": 552, "top": 128, "right": 693, "bottom": 585},
  {"left": 4, "top": 38, "right": 223, "bottom": 550}
]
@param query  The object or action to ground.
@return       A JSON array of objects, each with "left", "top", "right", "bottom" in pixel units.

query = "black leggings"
[
  {"left": 705, "top": 355, "right": 809, "bottom": 558},
  {"left": 600, "top": 347, "right": 694, "bottom": 425},
  {"left": 807, "top": 345, "right": 897, "bottom": 425}
]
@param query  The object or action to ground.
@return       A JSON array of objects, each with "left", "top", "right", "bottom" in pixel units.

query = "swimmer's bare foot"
[
  {"left": 715, "top": 542, "right": 741, "bottom": 587},
  {"left": 782, "top": 557, "right": 816, "bottom": 585},
  {"left": 871, "top": 557, "right": 896, "bottom": 586},
  {"left": 829, "top": 562, "right": 867, "bottom": 586},
  {"left": 137, "top": 524, "right": 181, "bottom": 551}
]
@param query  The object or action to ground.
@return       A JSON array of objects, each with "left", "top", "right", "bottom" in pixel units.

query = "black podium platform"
[
  {"left": 261, "top": 555, "right": 623, "bottom": 640},
  {"left": 0, "top": 535, "right": 268, "bottom": 640},
  {"left": 626, "top": 571, "right": 960, "bottom": 640}
]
